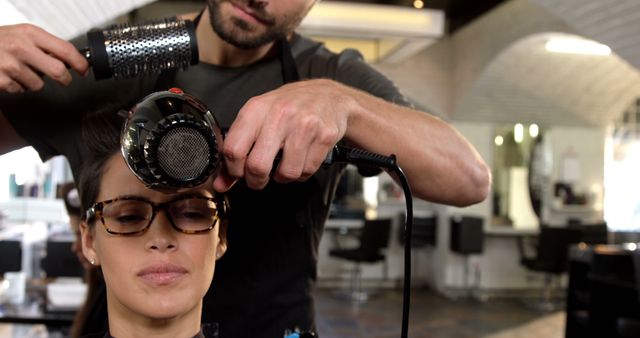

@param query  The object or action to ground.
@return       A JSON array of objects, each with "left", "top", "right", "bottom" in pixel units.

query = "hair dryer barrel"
[{"left": 84, "top": 17, "right": 198, "bottom": 80}]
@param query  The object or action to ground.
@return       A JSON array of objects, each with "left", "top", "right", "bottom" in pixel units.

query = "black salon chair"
[
  {"left": 329, "top": 218, "right": 392, "bottom": 302},
  {"left": 568, "top": 221, "right": 609, "bottom": 245},
  {"left": 396, "top": 214, "right": 437, "bottom": 287},
  {"left": 616, "top": 249, "right": 640, "bottom": 337},
  {"left": 519, "top": 226, "right": 582, "bottom": 311},
  {"left": 41, "top": 240, "right": 84, "bottom": 278},
  {"left": 397, "top": 213, "right": 437, "bottom": 247},
  {"left": 0, "top": 240, "right": 22, "bottom": 276},
  {"left": 450, "top": 216, "right": 484, "bottom": 293}
]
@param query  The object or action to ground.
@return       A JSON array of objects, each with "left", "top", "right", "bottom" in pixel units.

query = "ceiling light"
[
  {"left": 514, "top": 123, "right": 524, "bottom": 143},
  {"left": 545, "top": 37, "right": 611, "bottom": 56},
  {"left": 413, "top": 0, "right": 424, "bottom": 9},
  {"left": 494, "top": 135, "right": 504, "bottom": 146},
  {"left": 299, "top": 2, "right": 444, "bottom": 63},
  {"left": 301, "top": 2, "right": 443, "bottom": 38}
]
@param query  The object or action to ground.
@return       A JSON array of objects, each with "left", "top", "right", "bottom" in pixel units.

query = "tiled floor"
[
  {"left": 315, "top": 287, "right": 565, "bottom": 338},
  {"left": 0, "top": 287, "right": 565, "bottom": 338}
]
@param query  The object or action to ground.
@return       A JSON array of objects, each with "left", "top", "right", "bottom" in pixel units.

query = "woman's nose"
[{"left": 145, "top": 212, "right": 178, "bottom": 252}]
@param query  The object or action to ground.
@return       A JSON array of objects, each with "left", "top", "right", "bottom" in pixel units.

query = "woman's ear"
[
  {"left": 215, "top": 241, "right": 227, "bottom": 260},
  {"left": 80, "top": 221, "right": 100, "bottom": 266}
]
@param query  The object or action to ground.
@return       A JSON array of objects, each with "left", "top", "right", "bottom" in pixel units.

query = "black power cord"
[
  {"left": 393, "top": 164, "right": 413, "bottom": 338},
  {"left": 329, "top": 146, "right": 414, "bottom": 338}
]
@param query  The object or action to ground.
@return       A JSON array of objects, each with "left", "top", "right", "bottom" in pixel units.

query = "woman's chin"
[
  {"left": 140, "top": 305, "right": 189, "bottom": 321},
  {"left": 129, "top": 295, "right": 196, "bottom": 321},
  {"left": 123, "top": 283, "right": 203, "bottom": 321}
]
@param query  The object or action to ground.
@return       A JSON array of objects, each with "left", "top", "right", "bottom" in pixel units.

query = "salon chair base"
[
  {"left": 332, "top": 266, "right": 385, "bottom": 303},
  {"left": 522, "top": 297, "right": 565, "bottom": 312},
  {"left": 521, "top": 275, "right": 566, "bottom": 312}
]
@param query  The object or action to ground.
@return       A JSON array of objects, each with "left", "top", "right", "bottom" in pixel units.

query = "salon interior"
[{"left": 1, "top": 0, "right": 640, "bottom": 337}]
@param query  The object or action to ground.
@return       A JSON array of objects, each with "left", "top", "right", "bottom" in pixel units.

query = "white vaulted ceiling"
[
  {"left": 375, "top": 0, "right": 640, "bottom": 126},
  {"left": 457, "top": 33, "right": 640, "bottom": 126},
  {"left": 0, "top": 0, "right": 156, "bottom": 39},
  {"left": 532, "top": 0, "right": 640, "bottom": 71}
]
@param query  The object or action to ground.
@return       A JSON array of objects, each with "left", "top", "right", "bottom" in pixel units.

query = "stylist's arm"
[{"left": 0, "top": 23, "right": 89, "bottom": 93}]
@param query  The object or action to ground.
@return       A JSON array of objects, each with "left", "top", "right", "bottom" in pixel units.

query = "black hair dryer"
[
  {"left": 121, "top": 89, "right": 397, "bottom": 193},
  {"left": 120, "top": 88, "right": 224, "bottom": 192}
]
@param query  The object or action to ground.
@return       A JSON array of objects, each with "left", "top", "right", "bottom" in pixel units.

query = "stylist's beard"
[{"left": 207, "top": 0, "right": 308, "bottom": 49}]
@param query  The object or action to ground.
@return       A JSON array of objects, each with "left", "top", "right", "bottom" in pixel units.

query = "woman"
[{"left": 76, "top": 104, "right": 227, "bottom": 338}]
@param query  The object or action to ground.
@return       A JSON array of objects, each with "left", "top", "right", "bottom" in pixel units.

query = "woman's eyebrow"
[
  {"left": 107, "top": 192, "right": 215, "bottom": 204},
  {"left": 170, "top": 191, "right": 215, "bottom": 200},
  {"left": 101, "top": 194, "right": 152, "bottom": 204},
  {"left": 113, "top": 194, "right": 147, "bottom": 200}
]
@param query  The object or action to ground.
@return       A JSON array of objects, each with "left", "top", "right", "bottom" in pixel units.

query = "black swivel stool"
[
  {"left": 0, "top": 240, "right": 22, "bottom": 276},
  {"left": 617, "top": 248, "right": 640, "bottom": 337},
  {"left": 568, "top": 221, "right": 609, "bottom": 245},
  {"left": 450, "top": 215, "right": 484, "bottom": 255},
  {"left": 41, "top": 240, "right": 84, "bottom": 278},
  {"left": 450, "top": 216, "right": 484, "bottom": 293},
  {"left": 329, "top": 218, "right": 392, "bottom": 302},
  {"left": 519, "top": 226, "right": 581, "bottom": 311},
  {"left": 397, "top": 213, "right": 437, "bottom": 287},
  {"left": 589, "top": 246, "right": 638, "bottom": 338},
  {"left": 398, "top": 213, "right": 437, "bottom": 247}
]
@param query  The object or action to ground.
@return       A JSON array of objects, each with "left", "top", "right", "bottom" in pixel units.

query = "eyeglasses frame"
[{"left": 85, "top": 194, "right": 226, "bottom": 236}]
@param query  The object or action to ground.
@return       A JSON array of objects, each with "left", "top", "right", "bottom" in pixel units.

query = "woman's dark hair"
[
  {"left": 77, "top": 103, "right": 128, "bottom": 222},
  {"left": 71, "top": 103, "right": 125, "bottom": 338}
]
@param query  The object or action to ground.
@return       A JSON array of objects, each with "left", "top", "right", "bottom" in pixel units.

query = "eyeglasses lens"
[
  {"left": 101, "top": 198, "right": 217, "bottom": 234},
  {"left": 169, "top": 198, "right": 218, "bottom": 231}
]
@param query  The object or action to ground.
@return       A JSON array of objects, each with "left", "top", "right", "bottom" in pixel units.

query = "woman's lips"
[{"left": 137, "top": 263, "right": 188, "bottom": 285}]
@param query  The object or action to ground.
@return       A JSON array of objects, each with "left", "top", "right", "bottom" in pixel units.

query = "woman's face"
[{"left": 80, "top": 154, "right": 226, "bottom": 321}]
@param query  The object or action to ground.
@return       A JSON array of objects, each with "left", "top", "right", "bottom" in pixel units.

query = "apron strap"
[{"left": 279, "top": 38, "right": 300, "bottom": 83}]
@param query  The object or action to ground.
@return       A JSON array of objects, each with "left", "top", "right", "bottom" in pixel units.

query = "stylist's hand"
[
  {"left": 213, "top": 79, "right": 354, "bottom": 191},
  {"left": 0, "top": 24, "right": 89, "bottom": 93}
]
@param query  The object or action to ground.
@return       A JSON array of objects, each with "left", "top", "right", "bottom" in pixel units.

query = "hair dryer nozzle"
[{"left": 120, "top": 90, "right": 223, "bottom": 192}]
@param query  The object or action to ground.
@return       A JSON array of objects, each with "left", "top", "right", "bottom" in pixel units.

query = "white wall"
[
  {"left": 437, "top": 122, "right": 605, "bottom": 294},
  {"left": 543, "top": 126, "right": 606, "bottom": 224}
]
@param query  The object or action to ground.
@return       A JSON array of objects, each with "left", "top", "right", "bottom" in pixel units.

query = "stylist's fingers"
[
  {"left": 31, "top": 28, "right": 88, "bottom": 80},
  {"left": 16, "top": 62, "right": 45, "bottom": 90},
  {"left": 0, "top": 51, "right": 45, "bottom": 91},
  {"left": 8, "top": 81, "right": 25, "bottom": 94},
  {"left": 273, "top": 127, "right": 314, "bottom": 183},
  {"left": 244, "top": 126, "right": 283, "bottom": 189},
  {"left": 0, "top": 24, "right": 87, "bottom": 90},
  {"left": 223, "top": 97, "right": 264, "bottom": 178},
  {"left": 298, "top": 141, "right": 334, "bottom": 182},
  {"left": 25, "top": 46, "right": 71, "bottom": 86},
  {"left": 0, "top": 78, "right": 25, "bottom": 94}
]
